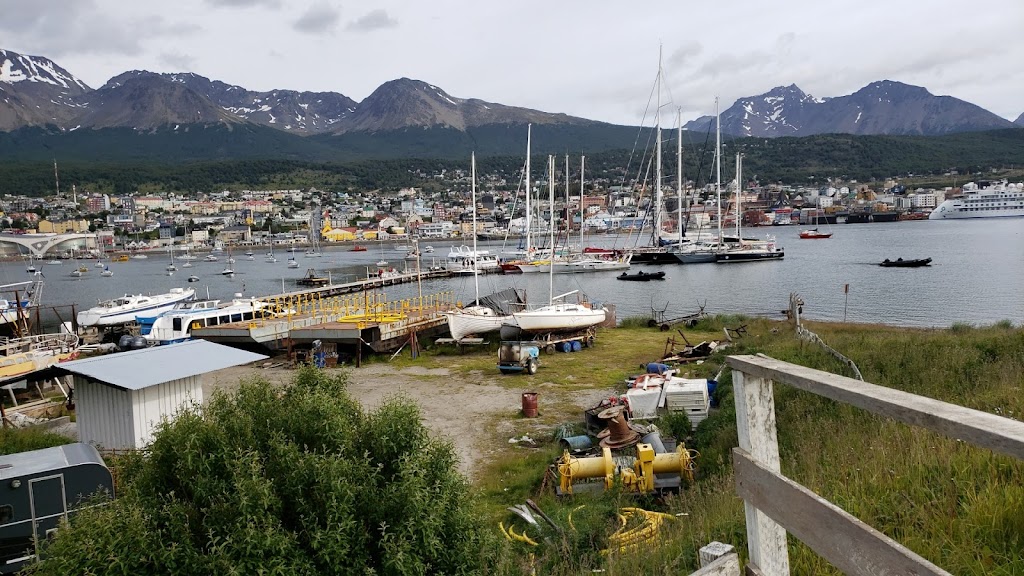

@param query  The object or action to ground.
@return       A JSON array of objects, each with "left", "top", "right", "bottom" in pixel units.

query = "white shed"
[{"left": 57, "top": 340, "right": 267, "bottom": 450}]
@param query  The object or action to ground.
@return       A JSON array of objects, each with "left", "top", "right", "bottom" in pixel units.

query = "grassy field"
[
  {"left": 5, "top": 315, "right": 1022, "bottom": 574},
  {"left": 468, "top": 316, "right": 1024, "bottom": 575}
]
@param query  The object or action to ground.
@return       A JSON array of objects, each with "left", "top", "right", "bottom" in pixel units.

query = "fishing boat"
[
  {"left": 138, "top": 298, "right": 272, "bottom": 345},
  {"left": 879, "top": 257, "right": 932, "bottom": 268},
  {"left": 351, "top": 245, "right": 367, "bottom": 252},
  {"left": 76, "top": 287, "right": 196, "bottom": 327},
  {"left": 446, "top": 245, "right": 500, "bottom": 274},
  {"left": 0, "top": 333, "right": 79, "bottom": 379},
  {"left": 112, "top": 254, "right": 130, "bottom": 262},
  {"left": 445, "top": 153, "right": 517, "bottom": 341},
  {"left": 0, "top": 281, "right": 41, "bottom": 329},
  {"left": 617, "top": 270, "right": 666, "bottom": 281}
]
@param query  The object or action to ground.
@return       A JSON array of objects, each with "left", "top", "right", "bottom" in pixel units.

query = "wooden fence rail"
[{"left": 713, "top": 353, "right": 1024, "bottom": 576}]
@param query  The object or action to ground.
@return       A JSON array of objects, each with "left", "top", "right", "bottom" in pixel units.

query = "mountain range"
[
  {"left": 683, "top": 82, "right": 1018, "bottom": 137},
  {"left": 1, "top": 47, "right": 1022, "bottom": 164}
]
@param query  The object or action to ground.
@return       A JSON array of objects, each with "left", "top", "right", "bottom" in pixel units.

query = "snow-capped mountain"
[
  {"left": 335, "top": 77, "right": 593, "bottom": 134},
  {"left": 685, "top": 81, "right": 1016, "bottom": 137},
  {"left": 104, "top": 71, "right": 358, "bottom": 134},
  {"left": 78, "top": 74, "right": 237, "bottom": 130},
  {"left": 0, "top": 49, "right": 91, "bottom": 130}
]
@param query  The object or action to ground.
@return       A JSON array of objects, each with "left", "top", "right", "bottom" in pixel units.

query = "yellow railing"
[{"left": 246, "top": 291, "right": 455, "bottom": 328}]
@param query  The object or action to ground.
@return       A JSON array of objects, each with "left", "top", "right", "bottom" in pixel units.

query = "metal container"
[
  {"left": 559, "top": 434, "right": 594, "bottom": 452},
  {"left": 521, "top": 392, "right": 538, "bottom": 417}
]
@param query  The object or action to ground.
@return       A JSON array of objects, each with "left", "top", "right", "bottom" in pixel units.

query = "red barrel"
[{"left": 521, "top": 392, "right": 538, "bottom": 418}]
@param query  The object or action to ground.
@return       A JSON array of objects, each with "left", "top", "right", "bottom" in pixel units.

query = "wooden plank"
[
  {"left": 728, "top": 354, "right": 1024, "bottom": 461},
  {"left": 732, "top": 370, "right": 790, "bottom": 575},
  {"left": 689, "top": 553, "right": 741, "bottom": 576},
  {"left": 733, "top": 448, "right": 950, "bottom": 576},
  {"left": 744, "top": 564, "right": 765, "bottom": 576}
]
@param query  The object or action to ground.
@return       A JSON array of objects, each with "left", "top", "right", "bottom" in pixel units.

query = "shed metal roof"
[{"left": 56, "top": 340, "right": 267, "bottom": 391}]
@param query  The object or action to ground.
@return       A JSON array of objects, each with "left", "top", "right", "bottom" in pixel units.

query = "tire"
[
  {"left": 660, "top": 324, "right": 670, "bottom": 332},
  {"left": 526, "top": 360, "right": 538, "bottom": 375},
  {"left": 546, "top": 345, "right": 555, "bottom": 354},
  {"left": 586, "top": 336, "right": 595, "bottom": 348},
  {"left": 647, "top": 319, "right": 657, "bottom": 328}
]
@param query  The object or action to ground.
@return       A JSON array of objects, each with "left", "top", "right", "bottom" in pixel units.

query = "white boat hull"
[
  {"left": 76, "top": 289, "right": 196, "bottom": 327},
  {"left": 513, "top": 305, "right": 606, "bottom": 332},
  {"left": 444, "top": 307, "right": 510, "bottom": 340}
]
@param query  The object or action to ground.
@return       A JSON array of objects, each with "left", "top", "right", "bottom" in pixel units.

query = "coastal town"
[{"left": 0, "top": 169, "right": 996, "bottom": 256}]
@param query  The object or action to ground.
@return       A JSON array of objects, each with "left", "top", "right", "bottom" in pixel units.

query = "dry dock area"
[{"left": 194, "top": 289, "right": 455, "bottom": 358}]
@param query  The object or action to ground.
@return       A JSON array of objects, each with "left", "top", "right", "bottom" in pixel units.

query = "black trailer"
[{"left": 0, "top": 443, "right": 114, "bottom": 574}]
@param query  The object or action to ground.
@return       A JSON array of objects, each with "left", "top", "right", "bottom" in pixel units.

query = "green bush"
[
  {"left": 27, "top": 366, "right": 493, "bottom": 575},
  {"left": 0, "top": 427, "right": 70, "bottom": 456},
  {"left": 658, "top": 411, "right": 692, "bottom": 441}
]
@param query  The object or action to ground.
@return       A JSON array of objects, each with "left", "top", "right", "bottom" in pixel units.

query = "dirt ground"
[{"left": 206, "top": 362, "right": 615, "bottom": 475}]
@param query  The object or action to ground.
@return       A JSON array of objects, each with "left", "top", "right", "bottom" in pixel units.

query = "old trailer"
[{"left": 0, "top": 443, "right": 113, "bottom": 574}]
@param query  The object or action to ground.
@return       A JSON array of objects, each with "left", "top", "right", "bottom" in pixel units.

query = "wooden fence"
[{"left": 693, "top": 353, "right": 1024, "bottom": 576}]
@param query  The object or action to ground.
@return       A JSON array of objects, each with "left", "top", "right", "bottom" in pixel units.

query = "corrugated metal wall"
[
  {"left": 130, "top": 376, "right": 203, "bottom": 448},
  {"left": 76, "top": 376, "right": 134, "bottom": 450},
  {"left": 76, "top": 376, "right": 204, "bottom": 450}
]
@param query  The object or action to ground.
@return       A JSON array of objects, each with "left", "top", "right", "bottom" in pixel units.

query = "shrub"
[
  {"left": 27, "top": 366, "right": 493, "bottom": 575},
  {"left": 659, "top": 411, "right": 692, "bottom": 441}
]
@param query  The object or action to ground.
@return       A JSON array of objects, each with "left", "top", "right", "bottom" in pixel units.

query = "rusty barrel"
[{"left": 521, "top": 392, "right": 538, "bottom": 418}]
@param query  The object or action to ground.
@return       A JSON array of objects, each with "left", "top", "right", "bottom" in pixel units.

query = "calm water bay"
[{"left": 6, "top": 218, "right": 1021, "bottom": 329}]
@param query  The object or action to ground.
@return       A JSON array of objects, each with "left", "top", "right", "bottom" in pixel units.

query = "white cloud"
[
  {"left": 346, "top": 9, "right": 398, "bottom": 32},
  {"left": 293, "top": 3, "right": 341, "bottom": 35}
]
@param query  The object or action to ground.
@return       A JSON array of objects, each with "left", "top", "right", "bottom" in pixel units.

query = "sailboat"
[
  {"left": 715, "top": 154, "right": 784, "bottom": 263},
  {"left": 799, "top": 210, "right": 833, "bottom": 238},
  {"left": 445, "top": 153, "right": 516, "bottom": 341},
  {"left": 674, "top": 97, "right": 726, "bottom": 264},
  {"left": 265, "top": 222, "right": 278, "bottom": 263},
  {"left": 624, "top": 50, "right": 680, "bottom": 265},
  {"left": 166, "top": 249, "right": 177, "bottom": 274},
  {"left": 512, "top": 157, "right": 607, "bottom": 333},
  {"left": 101, "top": 266, "right": 113, "bottom": 277},
  {"left": 287, "top": 256, "right": 300, "bottom": 269}
]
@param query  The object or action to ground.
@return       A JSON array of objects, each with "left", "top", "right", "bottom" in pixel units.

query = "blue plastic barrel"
[
  {"left": 707, "top": 379, "right": 718, "bottom": 407},
  {"left": 559, "top": 435, "right": 593, "bottom": 452},
  {"left": 571, "top": 340, "right": 582, "bottom": 352},
  {"left": 560, "top": 342, "right": 573, "bottom": 353},
  {"left": 313, "top": 352, "right": 327, "bottom": 368}
]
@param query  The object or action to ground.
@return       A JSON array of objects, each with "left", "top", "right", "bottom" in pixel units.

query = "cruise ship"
[{"left": 929, "top": 180, "right": 1024, "bottom": 220}]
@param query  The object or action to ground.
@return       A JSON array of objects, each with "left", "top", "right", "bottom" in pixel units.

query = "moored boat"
[
  {"left": 799, "top": 229, "right": 832, "bottom": 239},
  {"left": 879, "top": 257, "right": 931, "bottom": 268},
  {"left": 617, "top": 270, "right": 666, "bottom": 281},
  {"left": 0, "top": 333, "right": 79, "bottom": 379},
  {"left": 76, "top": 288, "right": 196, "bottom": 327},
  {"left": 138, "top": 298, "right": 272, "bottom": 345}
]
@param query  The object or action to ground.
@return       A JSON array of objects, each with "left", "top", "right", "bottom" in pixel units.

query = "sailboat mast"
[
  {"left": 471, "top": 152, "right": 480, "bottom": 302},
  {"left": 525, "top": 124, "right": 532, "bottom": 256},
  {"left": 548, "top": 155, "right": 555, "bottom": 305},
  {"left": 715, "top": 97, "right": 722, "bottom": 244},
  {"left": 737, "top": 153, "right": 743, "bottom": 239},
  {"left": 579, "top": 156, "right": 585, "bottom": 252},
  {"left": 564, "top": 154, "right": 569, "bottom": 250},
  {"left": 677, "top": 108, "right": 683, "bottom": 248},
  {"left": 654, "top": 52, "right": 663, "bottom": 247}
]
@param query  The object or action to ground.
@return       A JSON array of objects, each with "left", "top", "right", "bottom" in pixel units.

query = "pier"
[{"left": 193, "top": 289, "right": 455, "bottom": 359}]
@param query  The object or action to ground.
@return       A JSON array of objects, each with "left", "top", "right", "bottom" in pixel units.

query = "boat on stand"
[
  {"left": 445, "top": 153, "right": 519, "bottom": 341},
  {"left": 76, "top": 288, "right": 196, "bottom": 327}
]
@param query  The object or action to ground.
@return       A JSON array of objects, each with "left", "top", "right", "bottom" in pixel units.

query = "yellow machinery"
[{"left": 557, "top": 443, "right": 696, "bottom": 495}]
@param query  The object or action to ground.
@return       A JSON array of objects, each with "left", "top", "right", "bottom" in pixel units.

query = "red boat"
[
  {"left": 799, "top": 229, "right": 832, "bottom": 239},
  {"left": 350, "top": 245, "right": 367, "bottom": 252}
]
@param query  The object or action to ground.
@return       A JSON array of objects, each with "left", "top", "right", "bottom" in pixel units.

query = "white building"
[
  {"left": 816, "top": 196, "right": 834, "bottom": 209},
  {"left": 57, "top": 340, "right": 266, "bottom": 450},
  {"left": 910, "top": 193, "right": 937, "bottom": 208}
]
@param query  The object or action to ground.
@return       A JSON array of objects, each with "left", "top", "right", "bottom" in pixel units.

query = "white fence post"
[{"left": 733, "top": 369, "right": 790, "bottom": 575}]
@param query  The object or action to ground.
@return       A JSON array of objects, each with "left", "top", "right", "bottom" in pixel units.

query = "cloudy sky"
[{"left": 3, "top": 0, "right": 1022, "bottom": 124}]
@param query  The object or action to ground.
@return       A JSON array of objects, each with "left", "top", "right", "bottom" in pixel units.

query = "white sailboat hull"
[
  {"left": 444, "top": 307, "right": 510, "bottom": 340},
  {"left": 513, "top": 304, "right": 606, "bottom": 333}
]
